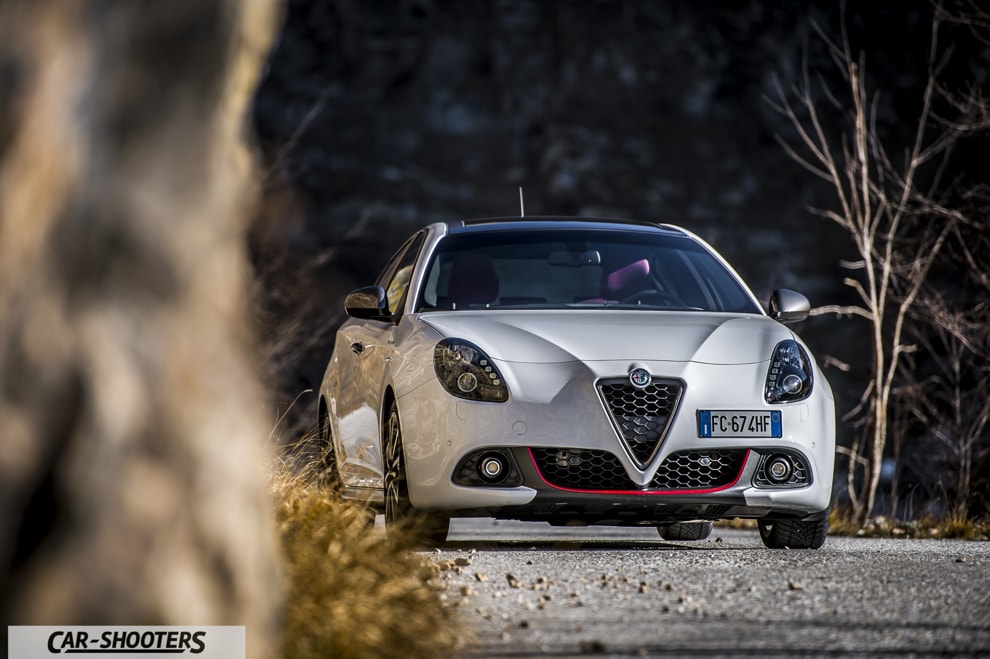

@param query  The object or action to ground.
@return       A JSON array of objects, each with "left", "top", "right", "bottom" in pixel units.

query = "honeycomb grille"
[
  {"left": 597, "top": 379, "right": 683, "bottom": 466},
  {"left": 650, "top": 449, "right": 747, "bottom": 490},
  {"left": 530, "top": 448, "right": 634, "bottom": 490},
  {"left": 530, "top": 448, "right": 747, "bottom": 492}
]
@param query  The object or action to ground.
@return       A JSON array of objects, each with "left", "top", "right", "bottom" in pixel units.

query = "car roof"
[{"left": 443, "top": 216, "right": 689, "bottom": 237}]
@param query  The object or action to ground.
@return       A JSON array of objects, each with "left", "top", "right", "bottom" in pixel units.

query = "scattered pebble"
[{"left": 580, "top": 639, "right": 606, "bottom": 654}]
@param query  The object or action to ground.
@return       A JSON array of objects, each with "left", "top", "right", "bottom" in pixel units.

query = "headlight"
[
  {"left": 765, "top": 339, "right": 813, "bottom": 404},
  {"left": 434, "top": 339, "right": 509, "bottom": 402}
]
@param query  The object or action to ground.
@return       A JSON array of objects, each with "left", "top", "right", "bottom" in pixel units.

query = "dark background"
[{"left": 248, "top": 0, "right": 988, "bottom": 509}]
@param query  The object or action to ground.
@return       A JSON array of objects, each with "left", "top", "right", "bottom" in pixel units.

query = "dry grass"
[
  {"left": 270, "top": 460, "right": 465, "bottom": 659},
  {"left": 714, "top": 518, "right": 757, "bottom": 530},
  {"left": 718, "top": 512, "right": 990, "bottom": 541},
  {"left": 828, "top": 508, "right": 990, "bottom": 541}
]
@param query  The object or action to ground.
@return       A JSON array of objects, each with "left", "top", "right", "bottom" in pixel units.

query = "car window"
[
  {"left": 416, "top": 229, "right": 760, "bottom": 314},
  {"left": 378, "top": 232, "right": 425, "bottom": 316}
]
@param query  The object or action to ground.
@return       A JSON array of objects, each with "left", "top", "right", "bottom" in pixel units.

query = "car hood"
[{"left": 419, "top": 310, "right": 792, "bottom": 365}]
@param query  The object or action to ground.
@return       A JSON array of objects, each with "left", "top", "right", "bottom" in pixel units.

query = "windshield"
[{"left": 415, "top": 229, "right": 761, "bottom": 314}]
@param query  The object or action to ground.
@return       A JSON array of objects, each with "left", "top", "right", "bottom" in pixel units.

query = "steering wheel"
[{"left": 619, "top": 289, "right": 685, "bottom": 307}]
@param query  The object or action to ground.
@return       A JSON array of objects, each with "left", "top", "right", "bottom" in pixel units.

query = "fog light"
[
  {"left": 766, "top": 455, "right": 793, "bottom": 484},
  {"left": 478, "top": 454, "right": 506, "bottom": 483}
]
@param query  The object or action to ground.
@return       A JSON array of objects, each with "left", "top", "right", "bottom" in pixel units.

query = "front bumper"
[{"left": 397, "top": 358, "right": 835, "bottom": 523}]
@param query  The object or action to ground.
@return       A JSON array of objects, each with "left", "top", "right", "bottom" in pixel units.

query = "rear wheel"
[
  {"left": 758, "top": 515, "right": 829, "bottom": 549},
  {"left": 657, "top": 521, "right": 713, "bottom": 541},
  {"left": 383, "top": 401, "right": 450, "bottom": 546}
]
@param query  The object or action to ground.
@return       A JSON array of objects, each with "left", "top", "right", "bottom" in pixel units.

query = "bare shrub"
[
  {"left": 900, "top": 212, "right": 990, "bottom": 519},
  {"left": 770, "top": 3, "right": 990, "bottom": 524}
]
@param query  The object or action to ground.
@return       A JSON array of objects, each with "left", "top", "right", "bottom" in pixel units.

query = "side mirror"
[
  {"left": 344, "top": 285, "right": 390, "bottom": 320},
  {"left": 768, "top": 289, "right": 810, "bottom": 324}
]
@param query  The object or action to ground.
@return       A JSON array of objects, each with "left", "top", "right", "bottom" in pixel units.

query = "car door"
[{"left": 334, "top": 232, "right": 425, "bottom": 489}]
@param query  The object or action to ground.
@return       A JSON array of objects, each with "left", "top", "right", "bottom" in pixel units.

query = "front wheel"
[
  {"left": 757, "top": 515, "right": 829, "bottom": 549},
  {"left": 657, "top": 521, "right": 713, "bottom": 541},
  {"left": 318, "top": 403, "right": 341, "bottom": 491},
  {"left": 383, "top": 401, "right": 450, "bottom": 546}
]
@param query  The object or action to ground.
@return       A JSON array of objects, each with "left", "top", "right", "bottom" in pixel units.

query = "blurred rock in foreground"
[{"left": 0, "top": 1, "right": 281, "bottom": 654}]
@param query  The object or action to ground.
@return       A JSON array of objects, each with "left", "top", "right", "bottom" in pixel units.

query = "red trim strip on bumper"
[{"left": 527, "top": 447, "right": 750, "bottom": 496}]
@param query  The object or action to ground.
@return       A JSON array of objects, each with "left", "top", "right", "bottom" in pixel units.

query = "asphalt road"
[{"left": 427, "top": 519, "right": 990, "bottom": 658}]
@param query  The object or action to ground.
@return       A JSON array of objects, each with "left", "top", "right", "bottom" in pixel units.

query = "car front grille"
[
  {"left": 530, "top": 448, "right": 747, "bottom": 493},
  {"left": 650, "top": 449, "right": 747, "bottom": 490},
  {"left": 597, "top": 378, "right": 683, "bottom": 467},
  {"left": 531, "top": 448, "right": 632, "bottom": 490}
]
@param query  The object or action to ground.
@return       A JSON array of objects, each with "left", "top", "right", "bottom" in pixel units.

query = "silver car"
[{"left": 319, "top": 217, "right": 835, "bottom": 548}]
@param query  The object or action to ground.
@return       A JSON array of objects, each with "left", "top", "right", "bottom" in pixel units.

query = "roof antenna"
[{"left": 519, "top": 187, "right": 525, "bottom": 217}]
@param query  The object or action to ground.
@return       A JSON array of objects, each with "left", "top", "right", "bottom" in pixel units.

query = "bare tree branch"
[{"left": 772, "top": 1, "right": 990, "bottom": 524}]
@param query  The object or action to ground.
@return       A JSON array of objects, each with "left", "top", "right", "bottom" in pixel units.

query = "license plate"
[{"left": 698, "top": 410, "right": 782, "bottom": 438}]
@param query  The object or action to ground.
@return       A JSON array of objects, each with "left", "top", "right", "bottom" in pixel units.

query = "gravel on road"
[{"left": 428, "top": 519, "right": 990, "bottom": 658}]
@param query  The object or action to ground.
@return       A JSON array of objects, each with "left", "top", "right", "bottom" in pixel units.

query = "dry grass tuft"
[
  {"left": 270, "top": 462, "right": 465, "bottom": 659},
  {"left": 719, "top": 511, "right": 990, "bottom": 541},
  {"left": 828, "top": 508, "right": 990, "bottom": 541},
  {"left": 714, "top": 518, "right": 757, "bottom": 530}
]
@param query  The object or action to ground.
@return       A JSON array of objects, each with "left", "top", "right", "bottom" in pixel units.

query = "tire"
[
  {"left": 657, "top": 521, "right": 714, "bottom": 541},
  {"left": 758, "top": 515, "right": 829, "bottom": 549},
  {"left": 383, "top": 401, "right": 450, "bottom": 546},
  {"left": 318, "top": 403, "right": 340, "bottom": 491}
]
